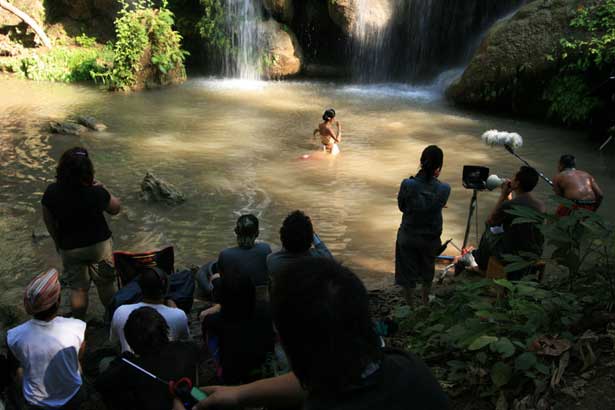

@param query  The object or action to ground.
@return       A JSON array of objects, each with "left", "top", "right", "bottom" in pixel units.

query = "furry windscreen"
[{"left": 481, "top": 130, "right": 524, "bottom": 149}]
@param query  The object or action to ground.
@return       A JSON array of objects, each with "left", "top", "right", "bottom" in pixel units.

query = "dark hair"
[
  {"left": 219, "top": 271, "right": 256, "bottom": 322},
  {"left": 559, "top": 154, "right": 576, "bottom": 169},
  {"left": 419, "top": 145, "right": 444, "bottom": 180},
  {"left": 322, "top": 108, "right": 336, "bottom": 122},
  {"left": 271, "top": 257, "right": 382, "bottom": 396},
  {"left": 56, "top": 147, "right": 94, "bottom": 188},
  {"left": 515, "top": 166, "right": 539, "bottom": 192},
  {"left": 32, "top": 301, "right": 60, "bottom": 321},
  {"left": 280, "top": 210, "right": 314, "bottom": 253},
  {"left": 124, "top": 307, "right": 169, "bottom": 355},
  {"left": 235, "top": 214, "right": 259, "bottom": 249},
  {"left": 137, "top": 267, "right": 169, "bottom": 300}
]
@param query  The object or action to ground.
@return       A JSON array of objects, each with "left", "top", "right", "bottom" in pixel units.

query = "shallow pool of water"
[{"left": 1, "top": 76, "right": 613, "bottom": 305}]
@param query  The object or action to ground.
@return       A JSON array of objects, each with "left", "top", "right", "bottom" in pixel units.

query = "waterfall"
[
  {"left": 350, "top": 0, "right": 395, "bottom": 82},
  {"left": 350, "top": 0, "right": 525, "bottom": 83},
  {"left": 222, "top": 0, "right": 262, "bottom": 80}
]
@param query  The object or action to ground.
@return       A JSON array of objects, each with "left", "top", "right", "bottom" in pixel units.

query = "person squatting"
[{"left": 2, "top": 144, "right": 603, "bottom": 410}]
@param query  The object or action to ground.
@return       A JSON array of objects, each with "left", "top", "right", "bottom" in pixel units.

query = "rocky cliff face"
[{"left": 446, "top": 0, "right": 580, "bottom": 117}]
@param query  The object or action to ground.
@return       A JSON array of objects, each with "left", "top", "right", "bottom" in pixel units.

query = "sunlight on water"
[{"left": 1, "top": 77, "right": 614, "bottom": 308}]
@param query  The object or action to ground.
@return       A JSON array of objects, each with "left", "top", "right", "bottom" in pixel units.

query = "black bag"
[{"left": 168, "top": 269, "right": 195, "bottom": 316}]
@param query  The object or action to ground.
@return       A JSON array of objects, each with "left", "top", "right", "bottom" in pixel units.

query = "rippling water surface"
[{"left": 1, "top": 76, "right": 614, "bottom": 306}]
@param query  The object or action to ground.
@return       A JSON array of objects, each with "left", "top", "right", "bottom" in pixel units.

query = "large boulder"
[
  {"left": 262, "top": 0, "right": 293, "bottom": 24},
  {"left": 327, "top": 0, "right": 393, "bottom": 36},
  {"left": 259, "top": 19, "right": 302, "bottom": 79},
  {"left": 446, "top": 0, "right": 581, "bottom": 116}
]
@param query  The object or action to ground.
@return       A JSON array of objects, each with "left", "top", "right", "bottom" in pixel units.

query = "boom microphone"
[{"left": 481, "top": 130, "right": 553, "bottom": 186}]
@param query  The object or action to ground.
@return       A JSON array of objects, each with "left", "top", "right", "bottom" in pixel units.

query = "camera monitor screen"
[{"left": 462, "top": 165, "right": 490, "bottom": 190}]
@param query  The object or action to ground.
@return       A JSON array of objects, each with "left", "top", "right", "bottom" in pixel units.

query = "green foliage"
[
  {"left": 402, "top": 279, "right": 581, "bottom": 397},
  {"left": 16, "top": 46, "right": 111, "bottom": 83},
  {"left": 75, "top": 34, "right": 98, "bottom": 48},
  {"left": 197, "top": 0, "right": 231, "bottom": 53},
  {"left": 504, "top": 202, "right": 615, "bottom": 307},
  {"left": 546, "top": 0, "right": 615, "bottom": 125},
  {"left": 544, "top": 75, "right": 601, "bottom": 125},
  {"left": 560, "top": 0, "right": 615, "bottom": 72},
  {"left": 105, "top": 0, "right": 187, "bottom": 90}
]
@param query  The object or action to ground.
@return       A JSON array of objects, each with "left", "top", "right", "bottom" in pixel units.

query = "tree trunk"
[{"left": 0, "top": 0, "right": 52, "bottom": 48}]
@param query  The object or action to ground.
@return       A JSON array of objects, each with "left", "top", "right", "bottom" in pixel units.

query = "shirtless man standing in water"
[
  {"left": 553, "top": 154, "right": 604, "bottom": 216},
  {"left": 313, "top": 108, "right": 342, "bottom": 155}
]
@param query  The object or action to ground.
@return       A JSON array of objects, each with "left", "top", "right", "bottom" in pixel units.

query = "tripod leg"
[{"left": 462, "top": 191, "right": 478, "bottom": 249}]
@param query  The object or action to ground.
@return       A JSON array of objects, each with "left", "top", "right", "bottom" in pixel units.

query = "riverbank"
[{"left": 4, "top": 268, "right": 613, "bottom": 410}]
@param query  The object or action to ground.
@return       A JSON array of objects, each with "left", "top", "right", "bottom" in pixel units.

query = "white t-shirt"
[
  {"left": 110, "top": 302, "right": 190, "bottom": 352},
  {"left": 7, "top": 317, "right": 86, "bottom": 407}
]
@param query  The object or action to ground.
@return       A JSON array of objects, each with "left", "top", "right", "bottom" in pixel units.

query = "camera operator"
[
  {"left": 396, "top": 145, "right": 451, "bottom": 307},
  {"left": 474, "top": 166, "right": 546, "bottom": 280}
]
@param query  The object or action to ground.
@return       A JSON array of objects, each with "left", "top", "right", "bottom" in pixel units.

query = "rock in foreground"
[
  {"left": 76, "top": 116, "right": 107, "bottom": 131},
  {"left": 49, "top": 121, "right": 88, "bottom": 136},
  {"left": 140, "top": 171, "right": 185, "bottom": 205}
]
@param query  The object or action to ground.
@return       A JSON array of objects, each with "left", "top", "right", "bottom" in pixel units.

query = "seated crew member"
[
  {"left": 553, "top": 154, "right": 604, "bottom": 216},
  {"left": 210, "top": 214, "right": 272, "bottom": 301},
  {"left": 200, "top": 272, "right": 274, "bottom": 385},
  {"left": 96, "top": 307, "right": 199, "bottom": 410},
  {"left": 474, "top": 166, "right": 546, "bottom": 280},
  {"left": 110, "top": 267, "right": 190, "bottom": 352},
  {"left": 266, "top": 210, "right": 333, "bottom": 279},
  {"left": 7, "top": 269, "right": 86, "bottom": 410},
  {"left": 313, "top": 108, "right": 342, "bottom": 155},
  {"left": 180, "top": 258, "right": 450, "bottom": 410}
]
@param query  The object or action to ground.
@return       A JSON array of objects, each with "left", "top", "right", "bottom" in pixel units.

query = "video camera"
[{"left": 462, "top": 165, "right": 505, "bottom": 192}]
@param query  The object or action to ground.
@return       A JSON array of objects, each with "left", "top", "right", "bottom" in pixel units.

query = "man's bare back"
[{"left": 553, "top": 169, "right": 600, "bottom": 201}]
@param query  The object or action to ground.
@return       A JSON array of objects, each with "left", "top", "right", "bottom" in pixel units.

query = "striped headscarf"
[{"left": 24, "top": 269, "right": 61, "bottom": 315}]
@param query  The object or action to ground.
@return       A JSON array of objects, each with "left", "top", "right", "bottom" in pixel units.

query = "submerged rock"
[
  {"left": 49, "top": 121, "right": 87, "bottom": 136},
  {"left": 32, "top": 226, "right": 50, "bottom": 241},
  {"left": 76, "top": 115, "right": 107, "bottom": 131},
  {"left": 140, "top": 171, "right": 185, "bottom": 205}
]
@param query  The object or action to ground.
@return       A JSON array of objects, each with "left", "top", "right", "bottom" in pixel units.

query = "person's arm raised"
[{"left": 182, "top": 372, "right": 305, "bottom": 410}]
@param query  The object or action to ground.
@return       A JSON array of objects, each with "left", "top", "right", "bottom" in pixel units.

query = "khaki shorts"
[{"left": 60, "top": 239, "right": 116, "bottom": 290}]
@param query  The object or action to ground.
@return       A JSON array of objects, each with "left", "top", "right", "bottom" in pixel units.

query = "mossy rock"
[{"left": 446, "top": 0, "right": 582, "bottom": 117}]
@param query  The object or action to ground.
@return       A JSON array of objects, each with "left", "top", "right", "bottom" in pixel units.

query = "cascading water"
[
  {"left": 350, "top": 0, "right": 525, "bottom": 83},
  {"left": 350, "top": 0, "right": 395, "bottom": 82},
  {"left": 221, "top": 0, "right": 262, "bottom": 80}
]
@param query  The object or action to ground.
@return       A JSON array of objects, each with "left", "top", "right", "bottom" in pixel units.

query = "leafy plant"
[
  {"left": 544, "top": 75, "right": 601, "bottom": 125},
  {"left": 75, "top": 33, "right": 98, "bottom": 48},
  {"left": 105, "top": 0, "right": 187, "bottom": 90},
  {"left": 16, "top": 46, "right": 111, "bottom": 83},
  {"left": 545, "top": 0, "right": 615, "bottom": 125},
  {"left": 504, "top": 201, "right": 615, "bottom": 307},
  {"left": 197, "top": 0, "right": 231, "bottom": 53},
  {"left": 402, "top": 279, "right": 581, "bottom": 399}
]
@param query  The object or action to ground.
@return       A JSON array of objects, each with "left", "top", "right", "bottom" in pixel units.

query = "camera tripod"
[{"left": 462, "top": 189, "right": 480, "bottom": 249}]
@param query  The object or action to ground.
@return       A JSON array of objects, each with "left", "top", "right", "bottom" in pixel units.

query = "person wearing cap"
[
  {"left": 7, "top": 269, "right": 86, "bottom": 409},
  {"left": 313, "top": 108, "right": 342, "bottom": 155},
  {"left": 42, "top": 147, "right": 121, "bottom": 319},
  {"left": 110, "top": 267, "right": 190, "bottom": 353}
]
